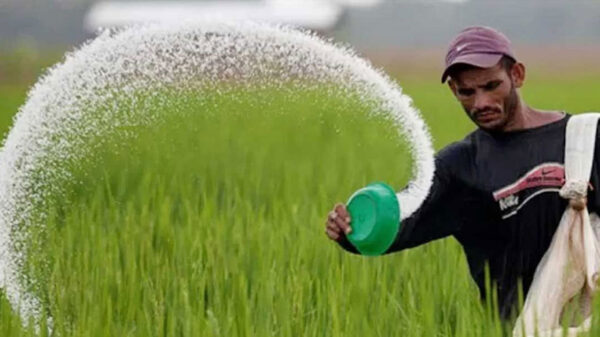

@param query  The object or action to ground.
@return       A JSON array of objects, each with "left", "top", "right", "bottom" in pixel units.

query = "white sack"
[{"left": 513, "top": 113, "right": 600, "bottom": 337}]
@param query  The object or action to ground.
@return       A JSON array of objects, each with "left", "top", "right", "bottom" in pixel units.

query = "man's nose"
[{"left": 473, "top": 92, "right": 493, "bottom": 111}]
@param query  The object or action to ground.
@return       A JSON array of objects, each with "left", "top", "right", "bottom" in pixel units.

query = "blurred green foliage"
[
  {"left": 0, "top": 52, "right": 598, "bottom": 336},
  {"left": 0, "top": 47, "right": 62, "bottom": 86}
]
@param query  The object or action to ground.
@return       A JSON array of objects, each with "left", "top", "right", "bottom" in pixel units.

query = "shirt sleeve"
[
  {"left": 384, "top": 156, "right": 465, "bottom": 253},
  {"left": 336, "top": 154, "right": 466, "bottom": 255}
]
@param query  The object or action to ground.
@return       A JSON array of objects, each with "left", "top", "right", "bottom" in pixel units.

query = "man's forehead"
[{"left": 452, "top": 64, "right": 505, "bottom": 87}]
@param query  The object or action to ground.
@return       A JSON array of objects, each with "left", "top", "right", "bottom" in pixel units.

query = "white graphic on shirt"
[
  {"left": 499, "top": 195, "right": 519, "bottom": 211},
  {"left": 493, "top": 162, "right": 566, "bottom": 219}
]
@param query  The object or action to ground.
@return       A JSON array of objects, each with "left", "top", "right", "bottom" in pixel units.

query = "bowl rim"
[{"left": 346, "top": 182, "right": 400, "bottom": 256}]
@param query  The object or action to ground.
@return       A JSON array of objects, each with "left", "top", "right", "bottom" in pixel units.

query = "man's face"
[{"left": 449, "top": 62, "right": 523, "bottom": 132}]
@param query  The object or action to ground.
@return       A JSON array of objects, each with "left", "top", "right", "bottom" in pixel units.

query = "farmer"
[{"left": 325, "top": 26, "right": 600, "bottom": 319}]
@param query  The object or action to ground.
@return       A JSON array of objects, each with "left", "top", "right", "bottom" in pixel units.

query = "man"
[{"left": 325, "top": 26, "right": 600, "bottom": 319}]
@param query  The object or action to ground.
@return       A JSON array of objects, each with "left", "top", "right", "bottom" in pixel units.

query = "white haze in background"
[
  {"left": 0, "top": 21, "right": 434, "bottom": 329},
  {"left": 266, "top": 0, "right": 383, "bottom": 7},
  {"left": 85, "top": 1, "right": 342, "bottom": 31}
]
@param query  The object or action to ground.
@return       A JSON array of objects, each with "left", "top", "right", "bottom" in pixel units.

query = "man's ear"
[{"left": 510, "top": 62, "right": 526, "bottom": 88}]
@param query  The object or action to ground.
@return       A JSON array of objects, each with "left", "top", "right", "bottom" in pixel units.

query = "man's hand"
[{"left": 325, "top": 203, "right": 352, "bottom": 241}]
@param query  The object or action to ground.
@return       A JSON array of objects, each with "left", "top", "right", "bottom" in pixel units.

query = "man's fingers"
[
  {"left": 335, "top": 203, "right": 351, "bottom": 223},
  {"left": 326, "top": 228, "right": 340, "bottom": 241},
  {"left": 328, "top": 211, "right": 347, "bottom": 234},
  {"left": 326, "top": 204, "right": 352, "bottom": 240},
  {"left": 327, "top": 210, "right": 343, "bottom": 232},
  {"left": 333, "top": 215, "right": 351, "bottom": 234},
  {"left": 326, "top": 222, "right": 341, "bottom": 234},
  {"left": 332, "top": 204, "right": 352, "bottom": 234}
]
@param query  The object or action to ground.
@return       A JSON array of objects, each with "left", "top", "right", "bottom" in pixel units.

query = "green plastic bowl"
[{"left": 346, "top": 182, "right": 401, "bottom": 256}]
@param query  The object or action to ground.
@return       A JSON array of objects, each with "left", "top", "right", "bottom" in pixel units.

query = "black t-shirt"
[{"left": 338, "top": 114, "right": 600, "bottom": 319}]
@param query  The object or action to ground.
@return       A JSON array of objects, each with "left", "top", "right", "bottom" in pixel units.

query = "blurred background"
[
  {"left": 0, "top": 2, "right": 599, "bottom": 335},
  {"left": 1, "top": 0, "right": 599, "bottom": 86},
  {"left": 2, "top": 0, "right": 599, "bottom": 148}
]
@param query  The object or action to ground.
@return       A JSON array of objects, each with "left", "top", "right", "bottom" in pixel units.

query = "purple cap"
[{"left": 441, "top": 26, "right": 516, "bottom": 83}]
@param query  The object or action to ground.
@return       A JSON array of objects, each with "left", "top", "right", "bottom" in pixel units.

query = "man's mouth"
[{"left": 475, "top": 110, "right": 500, "bottom": 123}]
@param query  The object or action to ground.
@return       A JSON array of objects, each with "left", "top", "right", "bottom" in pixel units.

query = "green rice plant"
[{"left": 0, "top": 70, "right": 598, "bottom": 337}]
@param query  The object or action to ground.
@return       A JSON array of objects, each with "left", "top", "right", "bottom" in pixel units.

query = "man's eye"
[
  {"left": 484, "top": 82, "right": 501, "bottom": 90},
  {"left": 458, "top": 89, "right": 474, "bottom": 96}
]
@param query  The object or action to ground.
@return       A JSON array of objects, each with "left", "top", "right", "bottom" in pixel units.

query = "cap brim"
[{"left": 441, "top": 53, "right": 503, "bottom": 83}]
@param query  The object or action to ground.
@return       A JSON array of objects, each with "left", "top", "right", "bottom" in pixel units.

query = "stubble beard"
[
  {"left": 467, "top": 82, "right": 519, "bottom": 132},
  {"left": 499, "top": 83, "right": 519, "bottom": 131}
]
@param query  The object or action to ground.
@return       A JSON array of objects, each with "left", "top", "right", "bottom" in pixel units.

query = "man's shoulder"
[{"left": 436, "top": 130, "right": 478, "bottom": 165}]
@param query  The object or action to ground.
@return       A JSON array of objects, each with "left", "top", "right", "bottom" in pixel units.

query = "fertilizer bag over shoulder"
[{"left": 514, "top": 113, "right": 600, "bottom": 337}]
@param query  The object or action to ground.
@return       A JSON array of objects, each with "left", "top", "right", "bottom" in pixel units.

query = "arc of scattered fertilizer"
[{"left": 0, "top": 21, "right": 434, "bottom": 329}]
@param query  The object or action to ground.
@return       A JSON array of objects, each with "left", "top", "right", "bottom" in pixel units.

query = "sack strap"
[{"left": 560, "top": 113, "right": 600, "bottom": 209}]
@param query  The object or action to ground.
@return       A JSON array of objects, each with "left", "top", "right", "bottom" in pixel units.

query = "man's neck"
[{"left": 502, "top": 102, "right": 564, "bottom": 132}]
